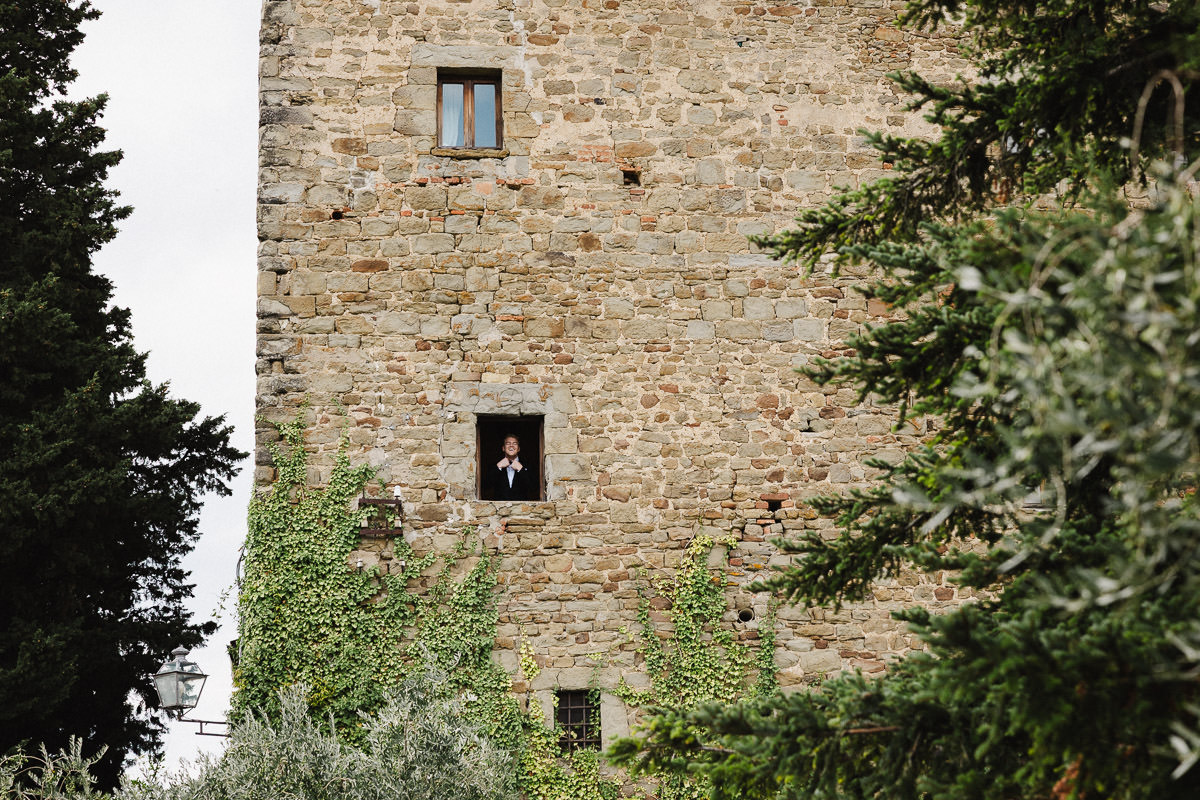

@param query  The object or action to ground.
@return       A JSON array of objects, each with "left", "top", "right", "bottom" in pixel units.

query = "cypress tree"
[{"left": 0, "top": 1, "right": 243, "bottom": 787}]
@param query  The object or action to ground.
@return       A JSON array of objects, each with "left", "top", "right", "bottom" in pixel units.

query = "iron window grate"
[{"left": 556, "top": 689, "right": 600, "bottom": 752}]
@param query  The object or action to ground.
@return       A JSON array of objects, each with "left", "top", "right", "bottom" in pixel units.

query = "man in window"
[{"left": 488, "top": 434, "right": 533, "bottom": 501}]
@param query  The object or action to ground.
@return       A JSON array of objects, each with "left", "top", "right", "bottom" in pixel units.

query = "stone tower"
[{"left": 256, "top": 0, "right": 966, "bottom": 744}]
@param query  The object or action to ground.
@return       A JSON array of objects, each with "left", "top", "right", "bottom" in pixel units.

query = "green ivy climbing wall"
[
  {"left": 615, "top": 536, "right": 777, "bottom": 800},
  {"left": 237, "top": 418, "right": 776, "bottom": 799},
  {"left": 236, "top": 417, "right": 433, "bottom": 733}
]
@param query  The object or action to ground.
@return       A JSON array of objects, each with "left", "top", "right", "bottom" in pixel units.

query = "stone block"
[
  {"left": 525, "top": 317, "right": 565, "bottom": 338},
  {"left": 407, "top": 186, "right": 448, "bottom": 210},
  {"left": 547, "top": 454, "right": 590, "bottom": 481},
  {"left": 260, "top": 183, "right": 305, "bottom": 203},
  {"left": 785, "top": 170, "right": 826, "bottom": 191},
  {"left": 829, "top": 320, "right": 861, "bottom": 340},
  {"left": 411, "top": 43, "right": 518, "bottom": 70},
  {"left": 401, "top": 271, "right": 434, "bottom": 291},
  {"left": 361, "top": 218, "right": 397, "bottom": 237},
  {"left": 706, "top": 233, "right": 749, "bottom": 253},
  {"left": 465, "top": 267, "right": 495, "bottom": 292},
  {"left": 327, "top": 273, "right": 369, "bottom": 292},
  {"left": 724, "top": 280, "right": 749, "bottom": 297},
  {"left": 676, "top": 69, "right": 725, "bottom": 93},
  {"left": 396, "top": 217, "right": 432, "bottom": 235},
  {"left": 621, "top": 319, "right": 671, "bottom": 340},
  {"left": 798, "top": 649, "right": 843, "bottom": 675},
  {"left": 421, "top": 318, "right": 451, "bottom": 337},
  {"left": 545, "top": 554, "right": 574, "bottom": 572},
  {"left": 332, "top": 138, "right": 367, "bottom": 156},
  {"left": 291, "top": 271, "right": 326, "bottom": 295},
  {"left": 603, "top": 299, "right": 635, "bottom": 319},
  {"left": 701, "top": 301, "right": 733, "bottom": 320},
  {"left": 696, "top": 159, "right": 725, "bottom": 185},
  {"left": 335, "top": 315, "right": 373, "bottom": 335},
  {"left": 674, "top": 230, "right": 701, "bottom": 253},
  {"left": 775, "top": 299, "right": 807, "bottom": 318},
  {"left": 257, "top": 297, "right": 292, "bottom": 317},
  {"left": 712, "top": 189, "right": 747, "bottom": 214},
  {"left": 614, "top": 141, "right": 657, "bottom": 158},
  {"left": 444, "top": 214, "right": 478, "bottom": 234},
  {"left": 794, "top": 319, "right": 825, "bottom": 340},
  {"left": 591, "top": 319, "right": 620, "bottom": 339},
  {"left": 393, "top": 109, "right": 436, "bottom": 136},
  {"left": 518, "top": 186, "right": 565, "bottom": 210},
  {"left": 636, "top": 232, "right": 673, "bottom": 255},
  {"left": 413, "top": 234, "right": 455, "bottom": 254},
  {"left": 743, "top": 297, "right": 775, "bottom": 320},
  {"left": 309, "top": 373, "right": 352, "bottom": 393},
  {"left": 544, "top": 428, "right": 579, "bottom": 454},
  {"left": 762, "top": 321, "right": 795, "bottom": 342},
  {"left": 716, "top": 320, "right": 760, "bottom": 340}
]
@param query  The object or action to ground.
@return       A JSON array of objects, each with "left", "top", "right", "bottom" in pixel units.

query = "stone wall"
[{"left": 256, "top": 0, "right": 970, "bottom": 743}]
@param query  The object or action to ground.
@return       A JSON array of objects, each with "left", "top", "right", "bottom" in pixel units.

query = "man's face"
[{"left": 503, "top": 437, "right": 520, "bottom": 458}]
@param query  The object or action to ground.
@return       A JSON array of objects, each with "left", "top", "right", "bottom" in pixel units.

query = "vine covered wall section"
[{"left": 239, "top": 419, "right": 781, "bottom": 797}]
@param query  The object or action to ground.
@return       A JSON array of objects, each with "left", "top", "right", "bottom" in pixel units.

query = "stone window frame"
[
  {"left": 436, "top": 68, "right": 503, "bottom": 151},
  {"left": 526, "top": 669, "right": 630, "bottom": 751},
  {"left": 443, "top": 383, "right": 581, "bottom": 502},
  {"left": 410, "top": 44, "right": 517, "bottom": 160}
]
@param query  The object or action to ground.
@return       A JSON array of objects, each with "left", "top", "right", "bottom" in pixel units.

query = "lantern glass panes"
[{"left": 153, "top": 646, "right": 207, "bottom": 716}]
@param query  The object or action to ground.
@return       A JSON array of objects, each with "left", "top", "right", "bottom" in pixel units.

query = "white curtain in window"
[{"left": 441, "top": 83, "right": 464, "bottom": 146}]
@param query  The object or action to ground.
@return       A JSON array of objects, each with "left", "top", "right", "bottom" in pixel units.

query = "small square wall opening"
[
  {"left": 621, "top": 168, "right": 641, "bottom": 186},
  {"left": 478, "top": 414, "right": 543, "bottom": 501}
]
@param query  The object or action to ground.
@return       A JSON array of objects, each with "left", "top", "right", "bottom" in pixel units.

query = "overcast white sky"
[{"left": 72, "top": 0, "right": 261, "bottom": 769}]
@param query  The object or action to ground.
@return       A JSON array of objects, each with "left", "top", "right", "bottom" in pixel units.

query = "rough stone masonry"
[{"left": 256, "top": 0, "right": 969, "bottom": 744}]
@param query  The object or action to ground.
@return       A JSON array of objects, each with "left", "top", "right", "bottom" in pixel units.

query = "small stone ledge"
[{"left": 429, "top": 146, "right": 510, "bottom": 159}]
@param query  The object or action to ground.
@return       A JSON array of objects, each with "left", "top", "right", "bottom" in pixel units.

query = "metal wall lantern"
[
  {"left": 151, "top": 646, "right": 229, "bottom": 736},
  {"left": 153, "top": 646, "right": 207, "bottom": 719}
]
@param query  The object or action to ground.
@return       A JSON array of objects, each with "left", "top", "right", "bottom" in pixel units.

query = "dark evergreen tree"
[
  {"left": 0, "top": 1, "right": 243, "bottom": 788},
  {"left": 612, "top": 2, "right": 1200, "bottom": 798}
]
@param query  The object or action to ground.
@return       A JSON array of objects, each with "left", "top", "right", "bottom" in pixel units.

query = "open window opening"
[
  {"left": 556, "top": 689, "right": 601, "bottom": 752},
  {"left": 621, "top": 168, "right": 641, "bottom": 186},
  {"left": 477, "top": 414, "right": 543, "bottom": 501},
  {"left": 437, "top": 68, "right": 503, "bottom": 149}
]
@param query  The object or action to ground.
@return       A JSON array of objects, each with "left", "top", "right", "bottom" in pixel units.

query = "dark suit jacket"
[{"left": 487, "top": 460, "right": 534, "bottom": 501}]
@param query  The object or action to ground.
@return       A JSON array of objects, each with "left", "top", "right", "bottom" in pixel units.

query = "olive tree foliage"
[
  {"left": 0, "top": 739, "right": 106, "bottom": 800},
  {"left": 121, "top": 665, "right": 516, "bottom": 800},
  {"left": 611, "top": 1, "right": 1200, "bottom": 799}
]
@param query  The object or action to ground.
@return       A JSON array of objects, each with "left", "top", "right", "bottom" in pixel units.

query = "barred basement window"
[
  {"left": 556, "top": 689, "right": 600, "bottom": 752},
  {"left": 437, "top": 69, "right": 502, "bottom": 149}
]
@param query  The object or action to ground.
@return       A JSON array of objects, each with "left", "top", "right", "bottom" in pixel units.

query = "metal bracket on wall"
[{"left": 359, "top": 493, "right": 404, "bottom": 538}]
